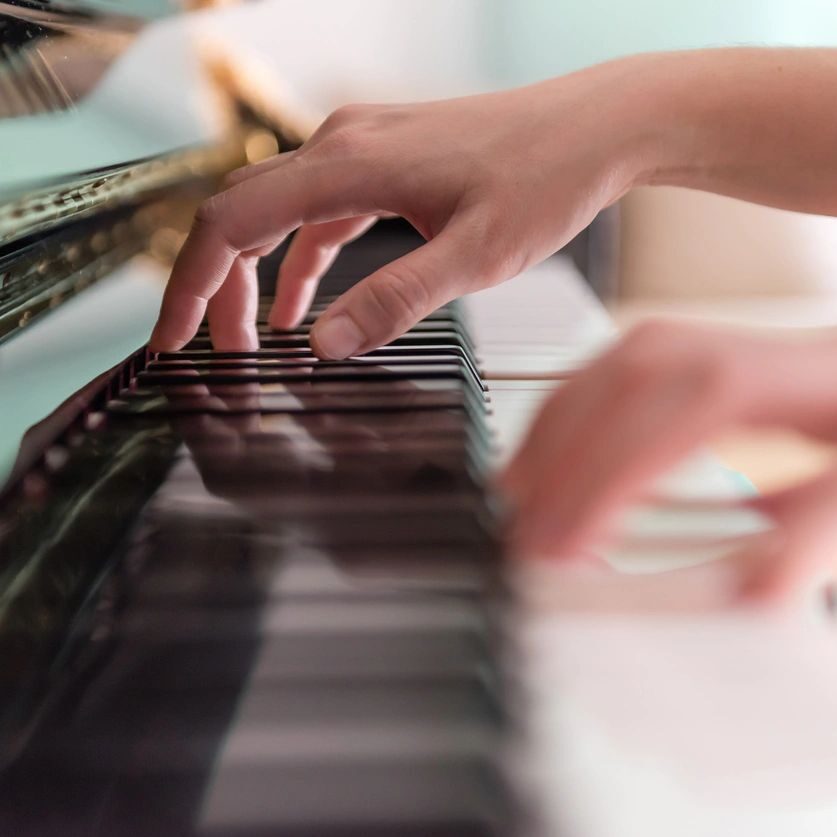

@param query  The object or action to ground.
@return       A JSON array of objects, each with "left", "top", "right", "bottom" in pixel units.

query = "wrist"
[
  {"left": 555, "top": 54, "right": 688, "bottom": 197},
  {"left": 612, "top": 48, "right": 812, "bottom": 193},
  {"left": 604, "top": 51, "right": 709, "bottom": 191}
]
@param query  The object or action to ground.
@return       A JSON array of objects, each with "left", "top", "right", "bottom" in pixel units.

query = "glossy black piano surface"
[{"left": 0, "top": 223, "right": 519, "bottom": 836}]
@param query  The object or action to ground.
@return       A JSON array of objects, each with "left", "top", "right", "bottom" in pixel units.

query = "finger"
[
  {"left": 511, "top": 369, "right": 731, "bottom": 560},
  {"left": 269, "top": 215, "right": 378, "bottom": 330},
  {"left": 309, "top": 221, "right": 487, "bottom": 360},
  {"left": 224, "top": 151, "right": 294, "bottom": 188},
  {"left": 150, "top": 156, "right": 375, "bottom": 352},
  {"left": 207, "top": 254, "right": 260, "bottom": 351},
  {"left": 499, "top": 366, "right": 613, "bottom": 503},
  {"left": 736, "top": 468, "right": 837, "bottom": 604},
  {"left": 500, "top": 331, "right": 650, "bottom": 501}
]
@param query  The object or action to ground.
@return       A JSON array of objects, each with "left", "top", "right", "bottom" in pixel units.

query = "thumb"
[{"left": 309, "top": 224, "right": 484, "bottom": 359}]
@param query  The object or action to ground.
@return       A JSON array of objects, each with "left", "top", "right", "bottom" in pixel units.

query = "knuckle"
[
  {"left": 193, "top": 194, "right": 225, "bottom": 228},
  {"left": 316, "top": 105, "right": 385, "bottom": 159},
  {"left": 192, "top": 193, "right": 239, "bottom": 254},
  {"left": 320, "top": 103, "right": 372, "bottom": 135},
  {"left": 311, "top": 236, "right": 338, "bottom": 255},
  {"left": 220, "top": 171, "right": 241, "bottom": 191},
  {"left": 220, "top": 164, "right": 255, "bottom": 191},
  {"left": 332, "top": 102, "right": 370, "bottom": 122},
  {"left": 320, "top": 124, "right": 368, "bottom": 156},
  {"left": 366, "top": 264, "right": 433, "bottom": 326}
]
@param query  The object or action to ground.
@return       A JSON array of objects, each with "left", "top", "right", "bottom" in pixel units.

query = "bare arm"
[{"left": 635, "top": 48, "right": 837, "bottom": 216}]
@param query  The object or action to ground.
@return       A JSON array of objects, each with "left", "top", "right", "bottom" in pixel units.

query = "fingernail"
[{"left": 312, "top": 314, "right": 365, "bottom": 359}]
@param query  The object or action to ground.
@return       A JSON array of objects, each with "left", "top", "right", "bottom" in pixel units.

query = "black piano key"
[
  {"left": 157, "top": 343, "right": 479, "bottom": 361},
  {"left": 135, "top": 360, "right": 487, "bottom": 397},
  {"left": 263, "top": 307, "right": 464, "bottom": 328},
  {"left": 202, "top": 323, "right": 478, "bottom": 358},
  {"left": 183, "top": 330, "right": 474, "bottom": 352},
  {"left": 256, "top": 296, "right": 462, "bottom": 314},
  {"left": 154, "top": 344, "right": 486, "bottom": 390},
  {"left": 198, "top": 318, "right": 467, "bottom": 336},
  {"left": 150, "top": 353, "right": 462, "bottom": 368},
  {"left": 149, "top": 352, "right": 487, "bottom": 392}
]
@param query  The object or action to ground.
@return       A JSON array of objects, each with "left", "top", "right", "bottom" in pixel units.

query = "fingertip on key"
[
  {"left": 148, "top": 323, "right": 189, "bottom": 354},
  {"left": 310, "top": 313, "right": 365, "bottom": 360},
  {"left": 147, "top": 328, "right": 166, "bottom": 354},
  {"left": 267, "top": 300, "right": 302, "bottom": 332}
]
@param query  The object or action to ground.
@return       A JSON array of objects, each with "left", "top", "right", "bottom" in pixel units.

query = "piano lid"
[
  {"left": 0, "top": 1, "right": 175, "bottom": 121},
  {"left": 0, "top": 0, "right": 242, "bottom": 205}
]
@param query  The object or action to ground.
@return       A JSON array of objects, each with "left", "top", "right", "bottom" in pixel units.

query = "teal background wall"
[
  {"left": 79, "top": 0, "right": 178, "bottom": 17},
  {"left": 487, "top": 0, "right": 837, "bottom": 83}
]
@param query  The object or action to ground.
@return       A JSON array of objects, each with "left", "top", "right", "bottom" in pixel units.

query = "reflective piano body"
[{"left": 0, "top": 5, "right": 519, "bottom": 832}]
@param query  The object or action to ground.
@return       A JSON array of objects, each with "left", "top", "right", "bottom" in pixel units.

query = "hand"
[
  {"left": 149, "top": 60, "right": 649, "bottom": 356},
  {"left": 150, "top": 48, "right": 837, "bottom": 356},
  {"left": 500, "top": 321, "right": 837, "bottom": 603}
]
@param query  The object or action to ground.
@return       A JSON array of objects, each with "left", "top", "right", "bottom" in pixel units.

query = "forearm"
[{"left": 613, "top": 48, "right": 837, "bottom": 215}]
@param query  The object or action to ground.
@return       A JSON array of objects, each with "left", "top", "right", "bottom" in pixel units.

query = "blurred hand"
[
  {"left": 149, "top": 61, "right": 647, "bottom": 356},
  {"left": 500, "top": 322, "right": 837, "bottom": 603}
]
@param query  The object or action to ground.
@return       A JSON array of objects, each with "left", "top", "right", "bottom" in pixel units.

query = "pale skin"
[{"left": 150, "top": 48, "right": 837, "bottom": 602}]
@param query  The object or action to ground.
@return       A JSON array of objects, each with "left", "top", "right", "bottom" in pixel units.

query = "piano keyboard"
[
  {"left": 0, "top": 223, "right": 527, "bottom": 836},
  {"left": 0, "top": 221, "right": 775, "bottom": 837}
]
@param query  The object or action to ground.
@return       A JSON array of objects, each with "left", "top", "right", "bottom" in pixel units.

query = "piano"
[{"left": 4, "top": 3, "right": 837, "bottom": 836}]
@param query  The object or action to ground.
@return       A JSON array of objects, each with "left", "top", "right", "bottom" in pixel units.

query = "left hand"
[{"left": 500, "top": 321, "right": 837, "bottom": 603}]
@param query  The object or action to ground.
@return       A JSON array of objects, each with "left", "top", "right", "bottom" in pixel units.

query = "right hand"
[
  {"left": 501, "top": 321, "right": 837, "bottom": 604},
  {"left": 150, "top": 59, "right": 649, "bottom": 357}
]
